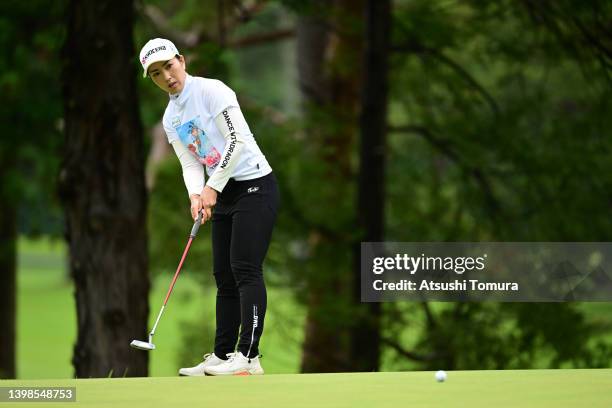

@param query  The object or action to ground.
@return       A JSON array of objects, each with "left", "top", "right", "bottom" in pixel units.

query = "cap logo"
[{"left": 141, "top": 45, "right": 167, "bottom": 65}]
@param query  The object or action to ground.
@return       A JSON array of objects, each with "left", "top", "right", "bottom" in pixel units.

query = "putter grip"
[{"left": 190, "top": 212, "right": 203, "bottom": 237}]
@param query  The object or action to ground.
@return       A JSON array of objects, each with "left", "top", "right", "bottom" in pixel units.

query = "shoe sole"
[
  {"left": 204, "top": 369, "right": 264, "bottom": 376},
  {"left": 179, "top": 373, "right": 206, "bottom": 376}
]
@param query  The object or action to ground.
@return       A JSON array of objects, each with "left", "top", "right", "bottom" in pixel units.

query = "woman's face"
[{"left": 148, "top": 56, "right": 187, "bottom": 94}]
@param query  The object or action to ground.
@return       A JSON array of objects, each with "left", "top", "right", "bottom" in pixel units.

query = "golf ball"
[{"left": 435, "top": 370, "right": 447, "bottom": 382}]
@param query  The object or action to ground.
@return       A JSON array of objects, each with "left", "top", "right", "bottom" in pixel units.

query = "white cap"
[{"left": 139, "top": 38, "right": 179, "bottom": 78}]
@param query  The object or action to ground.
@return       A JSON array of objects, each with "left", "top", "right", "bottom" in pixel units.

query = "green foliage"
[
  {"left": 385, "top": 303, "right": 612, "bottom": 370},
  {"left": 382, "top": 0, "right": 612, "bottom": 370},
  {"left": 388, "top": 0, "right": 611, "bottom": 242},
  {"left": 0, "top": 0, "right": 65, "bottom": 235}
]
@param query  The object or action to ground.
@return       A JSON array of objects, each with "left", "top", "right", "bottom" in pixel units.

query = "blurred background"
[{"left": 1, "top": 0, "right": 611, "bottom": 379}]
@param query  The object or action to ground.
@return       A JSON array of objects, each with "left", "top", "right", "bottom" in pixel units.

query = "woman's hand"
[
  {"left": 200, "top": 185, "right": 218, "bottom": 210},
  {"left": 189, "top": 194, "right": 204, "bottom": 221}
]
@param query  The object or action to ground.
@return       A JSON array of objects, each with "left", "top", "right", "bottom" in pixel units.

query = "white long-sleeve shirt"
[{"left": 162, "top": 74, "right": 272, "bottom": 195}]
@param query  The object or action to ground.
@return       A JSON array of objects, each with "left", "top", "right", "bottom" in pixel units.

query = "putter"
[{"left": 130, "top": 211, "right": 203, "bottom": 351}]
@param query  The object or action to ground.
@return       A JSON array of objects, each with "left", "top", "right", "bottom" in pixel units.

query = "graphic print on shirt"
[{"left": 175, "top": 116, "right": 221, "bottom": 170}]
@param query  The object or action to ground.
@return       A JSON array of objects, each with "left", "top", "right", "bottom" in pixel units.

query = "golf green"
[{"left": 1, "top": 369, "right": 611, "bottom": 407}]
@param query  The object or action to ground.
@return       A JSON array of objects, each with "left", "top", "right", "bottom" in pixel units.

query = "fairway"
[{"left": 2, "top": 369, "right": 611, "bottom": 407}]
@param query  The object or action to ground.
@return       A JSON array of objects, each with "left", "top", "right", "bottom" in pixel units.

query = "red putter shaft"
[
  {"left": 130, "top": 200, "right": 203, "bottom": 351},
  {"left": 163, "top": 236, "right": 194, "bottom": 306}
]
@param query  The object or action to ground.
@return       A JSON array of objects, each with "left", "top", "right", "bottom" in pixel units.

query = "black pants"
[{"left": 211, "top": 172, "right": 279, "bottom": 359}]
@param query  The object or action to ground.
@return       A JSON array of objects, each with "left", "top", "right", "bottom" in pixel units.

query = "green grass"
[
  {"left": 16, "top": 236, "right": 304, "bottom": 379},
  {"left": 2, "top": 369, "right": 612, "bottom": 407}
]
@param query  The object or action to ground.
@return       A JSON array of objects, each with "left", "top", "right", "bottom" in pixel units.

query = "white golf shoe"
[
  {"left": 178, "top": 353, "right": 234, "bottom": 376},
  {"left": 204, "top": 351, "right": 264, "bottom": 376}
]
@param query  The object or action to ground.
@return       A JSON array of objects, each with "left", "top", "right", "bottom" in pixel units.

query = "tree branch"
[
  {"left": 518, "top": 0, "right": 611, "bottom": 82},
  {"left": 389, "top": 124, "right": 501, "bottom": 218},
  {"left": 390, "top": 15, "right": 499, "bottom": 115},
  {"left": 138, "top": 2, "right": 288, "bottom": 51},
  {"left": 381, "top": 337, "right": 437, "bottom": 362},
  {"left": 229, "top": 28, "right": 295, "bottom": 48},
  {"left": 421, "top": 301, "right": 437, "bottom": 330},
  {"left": 392, "top": 43, "right": 500, "bottom": 116},
  {"left": 139, "top": 4, "right": 206, "bottom": 48},
  {"left": 231, "top": 0, "right": 268, "bottom": 24}
]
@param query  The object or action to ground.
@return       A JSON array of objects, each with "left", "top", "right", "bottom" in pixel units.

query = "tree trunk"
[
  {"left": 0, "top": 181, "right": 16, "bottom": 379},
  {"left": 297, "top": 0, "right": 364, "bottom": 372},
  {"left": 59, "top": 0, "right": 149, "bottom": 378},
  {"left": 296, "top": 12, "right": 343, "bottom": 373},
  {"left": 350, "top": 0, "right": 390, "bottom": 372}
]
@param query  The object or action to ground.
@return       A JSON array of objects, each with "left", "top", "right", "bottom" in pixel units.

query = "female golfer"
[{"left": 139, "top": 38, "right": 278, "bottom": 376}]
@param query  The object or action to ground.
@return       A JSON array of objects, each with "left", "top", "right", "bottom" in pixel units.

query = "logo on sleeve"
[
  {"left": 220, "top": 110, "right": 237, "bottom": 169},
  {"left": 171, "top": 117, "right": 181, "bottom": 127}
]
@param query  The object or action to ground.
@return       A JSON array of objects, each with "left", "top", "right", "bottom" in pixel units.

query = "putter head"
[{"left": 130, "top": 339, "right": 156, "bottom": 351}]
